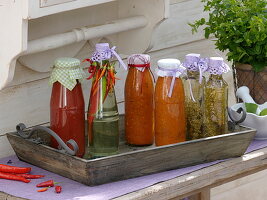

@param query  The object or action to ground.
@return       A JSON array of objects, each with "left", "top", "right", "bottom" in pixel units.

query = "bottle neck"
[
  {"left": 209, "top": 74, "right": 223, "bottom": 80},
  {"left": 187, "top": 70, "right": 199, "bottom": 78}
]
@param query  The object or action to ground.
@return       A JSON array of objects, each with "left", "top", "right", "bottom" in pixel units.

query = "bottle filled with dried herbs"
[
  {"left": 203, "top": 57, "right": 230, "bottom": 137},
  {"left": 85, "top": 43, "right": 127, "bottom": 158},
  {"left": 182, "top": 54, "right": 208, "bottom": 140}
]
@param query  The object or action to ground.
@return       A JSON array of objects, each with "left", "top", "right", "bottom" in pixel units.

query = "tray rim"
[{"left": 6, "top": 125, "right": 256, "bottom": 163}]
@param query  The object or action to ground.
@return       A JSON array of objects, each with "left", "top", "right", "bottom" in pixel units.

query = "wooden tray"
[{"left": 6, "top": 117, "right": 256, "bottom": 186}]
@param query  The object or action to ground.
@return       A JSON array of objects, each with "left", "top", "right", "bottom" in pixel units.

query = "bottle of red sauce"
[
  {"left": 125, "top": 54, "right": 154, "bottom": 146},
  {"left": 155, "top": 59, "right": 186, "bottom": 146},
  {"left": 49, "top": 57, "right": 86, "bottom": 157}
]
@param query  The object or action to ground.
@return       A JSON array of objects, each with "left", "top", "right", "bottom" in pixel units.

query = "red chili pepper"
[
  {"left": 36, "top": 180, "right": 58, "bottom": 187},
  {"left": 0, "top": 172, "right": 30, "bottom": 183},
  {"left": 83, "top": 58, "right": 93, "bottom": 64},
  {"left": 16, "top": 174, "right": 45, "bottom": 179},
  {"left": 37, "top": 188, "right": 48, "bottom": 192},
  {"left": 87, "top": 66, "right": 97, "bottom": 80},
  {"left": 0, "top": 164, "right": 31, "bottom": 174},
  {"left": 55, "top": 186, "right": 62, "bottom": 193}
]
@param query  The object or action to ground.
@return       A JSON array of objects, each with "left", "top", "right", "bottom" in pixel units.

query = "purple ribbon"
[
  {"left": 158, "top": 66, "right": 184, "bottom": 98},
  {"left": 197, "top": 58, "right": 209, "bottom": 84},
  {"left": 91, "top": 43, "right": 127, "bottom": 70},
  {"left": 208, "top": 58, "right": 230, "bottom": 75}
]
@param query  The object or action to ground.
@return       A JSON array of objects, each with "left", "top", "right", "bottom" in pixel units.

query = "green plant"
[{"left": 189, "top": 0, "right": 267, "bottom": 72}]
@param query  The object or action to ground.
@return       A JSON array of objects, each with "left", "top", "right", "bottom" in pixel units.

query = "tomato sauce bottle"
[
  {"left": 125, "top": 54, "right": 154, "bottom": 146},
  {"left": 155, "top": 59, "right": 186, "bottom": 146},
  {"left": 49, "top": 57, "right": 86, "bottom": 157}
]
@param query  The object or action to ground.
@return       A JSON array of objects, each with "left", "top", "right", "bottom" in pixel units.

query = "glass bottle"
[
  {"left": 182, "top": 54, "right": 207, "bottom": 140},
  {"left": 125, "top": 54, "right": 154, "bottom": 146},
  {"left": 87, "top": 43, "right": 121, "bottom": 158},
  {"left": 203, "top": 57, "right": 229, "bottom": 137},
  {"left": 50, "top": 57, "right": 86, "bottom": 158},
  {"left": 155, "top": 59, "right": 186, "bottom": 146}
]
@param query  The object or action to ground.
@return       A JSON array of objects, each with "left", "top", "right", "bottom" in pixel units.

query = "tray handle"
[
  {"left": 16, "top": 123, "right": 79, "bottom": 156},
  {"left": 228, "top": 107, "right": 247, "bottom": 131}
]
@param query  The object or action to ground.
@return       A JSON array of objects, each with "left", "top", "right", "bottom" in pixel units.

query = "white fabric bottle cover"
[
  {"left": 127, "top": 54, "right": 150, "bottom": 72},
  {"left": 156, "top": 59, "right": 186, "bottom": 97},
  {"left": 156, "top": 58, "right": 185, "bottom": 78}
]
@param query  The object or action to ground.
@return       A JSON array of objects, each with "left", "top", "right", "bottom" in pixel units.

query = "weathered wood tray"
[{"left": 6, "top": 117, "right": 256, "bottom": 186}]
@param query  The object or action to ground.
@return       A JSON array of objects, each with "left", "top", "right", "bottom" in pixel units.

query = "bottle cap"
[
  {"left": 157, "top": 59, "right": 181, "bottom": 70},
  {"left": 50, "top": 57, "right": 85, "bottom": 91},
  {"left": 208, "top": 57, "right": 230, "bottom": 75},
  {"left": 128, "top": 54, "right": 150, "bottom": 65},
  {"left": 182, "top": 53, "right": 201, "bottom": 71},
  {"left": 54, "top": 57, "right": 80, "bottom": 69}
]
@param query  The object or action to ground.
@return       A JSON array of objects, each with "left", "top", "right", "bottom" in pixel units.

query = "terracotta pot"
[{"left": 235, "top": 63, "right": 267, "bottom": 104}]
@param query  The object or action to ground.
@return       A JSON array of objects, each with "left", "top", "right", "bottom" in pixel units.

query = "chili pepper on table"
[
  {"left": 16, "top": 174, "right": 44, "bottom": 179},
  {"left": 0, "top": 172, "right": 30, "bottom": 183},
  {"left": 37, "top": 188, "right": 48, "bottom": 192},
  {"left": 0, "top": 164, "right": 31, "bottom": 174},
  {"left": 36, "top": 180, "right": 58, "bottom": 187},
  {"left": 55, "top": 186, "right": 62, "bottom": 193}
]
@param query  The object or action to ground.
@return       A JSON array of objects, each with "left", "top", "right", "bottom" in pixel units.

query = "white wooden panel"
[
  {"left": 28, "top": 0, "right": 116, "bottom": 19},
  {"left": 0, "top": 77, "right": 88, "bottom": 135},
  {"left": 40, "top": 0, "right": 76, "bottom": 8},
  {"left": 0, "top": 135, "right": 15, "bottom": 159},
  {"left": 19, "top": 3, "right": 117, "bottom": 73},
  {"left": 9, "top": 37, "right": 117, "bottom": 88},
  {"left": 0, "top": 0, "right": 8, "bottom": 6},
  {"left": 149, "top": 0, "right": 207, "bottom": 52}
]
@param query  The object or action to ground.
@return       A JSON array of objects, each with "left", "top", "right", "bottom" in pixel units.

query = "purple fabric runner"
[{"left": 0, "top": 140, "right": 267, "bottom": 200}]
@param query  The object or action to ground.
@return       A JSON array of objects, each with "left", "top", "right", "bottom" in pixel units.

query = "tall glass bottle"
[
  {"left": 155, "top": 59, "right": 186, "bottom": 146},
  {"left": 49, "top": 57, "right": 86, "bottom": 158},
  {"left": 86, "top": 43, "right": 125, "bottom": 158},
  {"left": 203, "top": 57, "right": 229, "bottom": 137},
  {"left": 182, "top": 54, "right": 207, "bottom": 140},
  {"left": 125, "top": 54, "right": 154, "bottom": 146}
]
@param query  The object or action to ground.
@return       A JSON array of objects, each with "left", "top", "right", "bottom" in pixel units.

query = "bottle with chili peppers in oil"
[
  {"left": 85, "top": 43, "right": 127, "bottom": 158},
  {"left": 49, "top": 57, "right": 86, "bottom": 158},
  {"left": 125, "top": 54, "right": 154, "bottom": 146},
  {"left": 182, "top": 54, "right": 208, "bottom": 140},
  {"left": 155, "top": 59, "right": 186, "bottom": 146}
]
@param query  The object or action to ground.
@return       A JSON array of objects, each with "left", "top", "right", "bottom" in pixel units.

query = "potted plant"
[{"left": 189, "top": 0, "right": 267, "bottom": 104}]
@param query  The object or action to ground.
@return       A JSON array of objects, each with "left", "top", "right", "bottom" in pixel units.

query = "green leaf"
[
  {"left": 245, "top": 103, "right": 258, "bottom": 114},
  {"left": 259, "top": 109, "right": 267, "bottom": 116}
]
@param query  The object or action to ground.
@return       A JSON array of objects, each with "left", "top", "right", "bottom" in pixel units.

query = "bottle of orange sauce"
[
  {"left": 125, "top": 54, "right": 154, "bottom": 146},
  {"left": 155, "top": 59, "right": 186, "bottom": 146}
]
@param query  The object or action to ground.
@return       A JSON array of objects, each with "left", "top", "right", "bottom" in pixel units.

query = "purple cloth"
[
  {"left": 91, "top": 43, "right": 127, "bottom": 70},
  {"left": 0, "top": 140, "right": 266, "bottom": 200}
]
